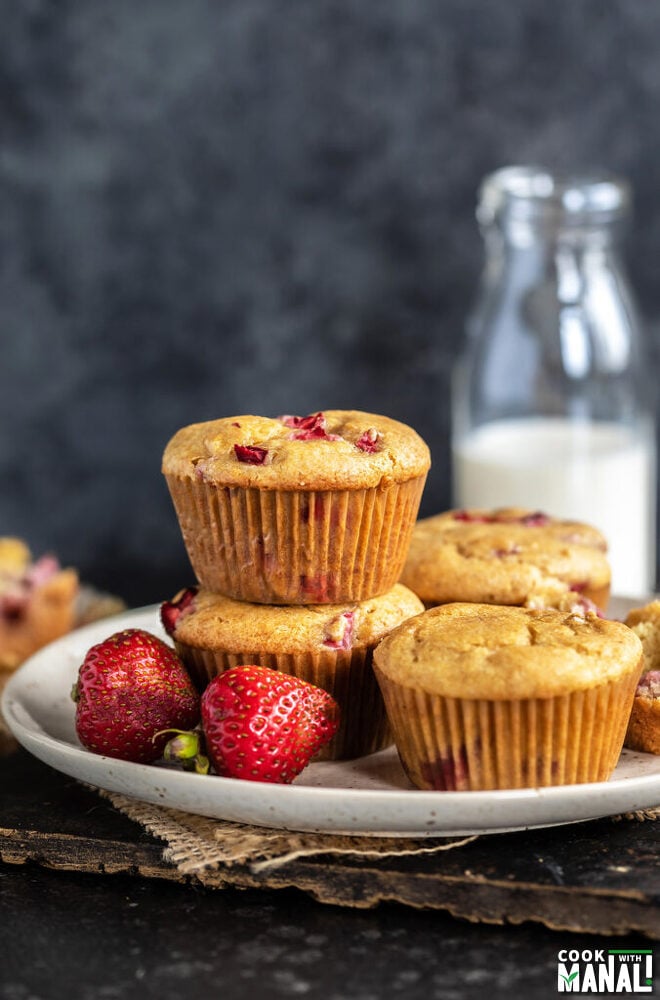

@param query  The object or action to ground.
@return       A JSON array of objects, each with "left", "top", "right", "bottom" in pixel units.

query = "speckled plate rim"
[{"left": 3, "top": 601, "right": 660, "bottom": 838}]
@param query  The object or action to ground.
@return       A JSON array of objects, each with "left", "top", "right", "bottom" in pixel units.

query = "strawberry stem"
[{"left": 158, "top": 729, "right": 210, "bottom": 775}]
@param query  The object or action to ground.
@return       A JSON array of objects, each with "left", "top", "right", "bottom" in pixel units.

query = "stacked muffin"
[{"left": 161, "top": 410, "right": 430, "bottom": 759}]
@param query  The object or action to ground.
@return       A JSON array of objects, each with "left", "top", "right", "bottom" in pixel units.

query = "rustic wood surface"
[{"left": 1, "top": 745, "right": 658, "bottom": 937}]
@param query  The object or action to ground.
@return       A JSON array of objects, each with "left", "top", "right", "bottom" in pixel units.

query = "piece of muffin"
[
  {"left": 399, "top": 507, "right": 611, "bottom": 612},
  {"left": 624, "top": 600, "right": 660, "bottom": 754},
  {"left": 162, "top": 410, "right": 430, "bottom": 604},
  {"left": 160, "top": 583, "right": 424, "bottom": 760},
  {"left": 0, "top": 538, "right": 79, "bottom": 671},
  {"left": 373, "top": 602, "right": 642, "bottom": 791}
]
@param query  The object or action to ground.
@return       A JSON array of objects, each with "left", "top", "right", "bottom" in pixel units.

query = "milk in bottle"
[{"left": 452, "top": 167, "right": 656, "bottom": 595}]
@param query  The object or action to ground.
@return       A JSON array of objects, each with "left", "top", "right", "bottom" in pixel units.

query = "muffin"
[
  {"left": 373, "top": 603, "right": 642, "bottom": 791},
  {"left": 624, "top": 600, "right": 660, "bottom": 754},
  {"left": 0, "top": 538, "right": 79, "bottom": 671},
  {"left": 160, "top": 583, "right": 424, "bottom": 760},
  {"left": 162, "top": 410, "right": 430, "bottom": 604},
  {"left": 400, "top": 507, "right": 611, "bottom": 612}
]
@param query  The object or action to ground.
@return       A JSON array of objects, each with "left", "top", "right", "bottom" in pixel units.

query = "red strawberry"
[
  {"left": 200, "top": 665, "right": 339, "bottom": 783},
  {"left": 72, "top": 628, "right": 200, "bottom": 763}
]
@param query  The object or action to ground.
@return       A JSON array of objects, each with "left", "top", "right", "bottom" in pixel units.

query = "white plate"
[{"left": 3, "top": 600, "right": 660, "bottom": 838}]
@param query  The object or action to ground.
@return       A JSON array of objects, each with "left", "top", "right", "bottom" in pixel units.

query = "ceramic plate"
[{"left": 3, "top": 601, "right": 660, "bottom": 838}]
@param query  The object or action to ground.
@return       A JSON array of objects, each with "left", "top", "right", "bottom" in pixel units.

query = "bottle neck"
[
  {"left": 481, "top": 222, "right": 627, "bottom": 300},
  {"left": 485, "top": 216, "right": 624, "bottom": 254},
  {"left": 461, "top": 215, "right": 650, "bottom": 430},
  {"left": 477, "top": 166, "right": 631, "bottom": 248}
]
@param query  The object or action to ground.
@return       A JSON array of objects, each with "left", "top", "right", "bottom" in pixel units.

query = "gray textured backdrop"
[{"left": 2, "top": 0, "right": 659, "bottom": 604}]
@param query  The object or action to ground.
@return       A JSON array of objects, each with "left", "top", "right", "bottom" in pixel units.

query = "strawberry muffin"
[
  {"left": 162, "top": 410, "right": 430, "bottom": 604},
  {"left": 624, "top": 600, "right": 660, "bottom": 754},
  {"left": 0, "top": 538, "right": 79, "bottom": 671},
  {"left": 373, "top": 602, "right": 642, "bottom": 791},
  {"left": 399, "top": 507, "right": 611, "bottom": 612},
  {"left": 160, "top": 582, "right": 424, "bottom": 760}
]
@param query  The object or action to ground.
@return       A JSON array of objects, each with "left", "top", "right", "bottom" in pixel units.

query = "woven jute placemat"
[
  {"left": 98, "top": 788, "right": 660, "bottom": 887},
  {"left": 98, "top": 789, "right": 479, "bottom": 879}
]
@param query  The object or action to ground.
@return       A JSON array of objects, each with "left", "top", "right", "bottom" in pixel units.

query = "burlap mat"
[
  {"left": 97, "top": 788, "right": 479, "bottom": 878},
  {"left": 98, "top": 788, "right": 660, "bottom": 886}
]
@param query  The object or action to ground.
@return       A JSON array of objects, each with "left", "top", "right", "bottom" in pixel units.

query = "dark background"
[{"left": 2, "top": 0, "right": 660, "bottom": 607}]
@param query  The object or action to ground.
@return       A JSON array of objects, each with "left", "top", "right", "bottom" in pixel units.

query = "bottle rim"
[{"left": 477, "top": 165, "right": 631, "bottom": 229}]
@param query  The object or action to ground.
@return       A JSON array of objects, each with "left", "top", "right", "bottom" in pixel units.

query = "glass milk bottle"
[{"left": 452, "top": 166, "right": 657, "bottom": 596}]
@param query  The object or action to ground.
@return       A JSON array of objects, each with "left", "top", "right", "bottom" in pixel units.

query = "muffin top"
[
  {"left": 399, "top": 507, "right": 610, "bottom": 606},
  {"left": 162, "top": 410, "right": 430, "bottom": 491},
  {"left": 626, "top": 599, "right": 660, "bottom": 630},
  {"left": 626, "top": 600, "right": 660, "bottom": 676},
  {"left": 162, "top": 584, "right": 424, "bottom": 655},
  {"left": 373, "top": 603, "right": 642, "bottom": 700}
]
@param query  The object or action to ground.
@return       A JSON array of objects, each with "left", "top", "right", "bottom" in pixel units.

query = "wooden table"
[{"left": 2, "top": 745, "right": 658, "bottom": 937}]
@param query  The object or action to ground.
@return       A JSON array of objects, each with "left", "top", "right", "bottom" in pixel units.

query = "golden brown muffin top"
[
  {"left": 165, "top": 584, "right": 424, "bottom": 655},
  {"left": 399, "top": 507, "right": 610, "bottom": 606},
  {"left": 162, "top": 410, "right": 430, "bottom": 491},
  {"left": 626, "top": 599, "right": 660, "bottom": 629},
  {"left": 373, "top": 602, "right": 642, "bottom": 700}
]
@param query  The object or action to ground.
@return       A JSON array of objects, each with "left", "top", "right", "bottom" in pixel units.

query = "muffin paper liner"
[
  {"left": 374, "top": 665, "right": 641, "bottom": 790},
  {"left": 175, "top": 642, "right": 392, "bottom": 762},
  {"left": 165, "top": 474, "right": 427, "bottom": 604}
]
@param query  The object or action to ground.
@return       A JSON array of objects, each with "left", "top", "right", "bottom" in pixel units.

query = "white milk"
[{"left": 452, "top": 417, "right": 656, "bottom": 596}]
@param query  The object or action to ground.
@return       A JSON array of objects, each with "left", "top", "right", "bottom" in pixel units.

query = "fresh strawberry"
[
  {"left": 72, "top": 628, "right": 200, "bottom": 763},
  {"left": 199, "top": 665, "right": 339, "bottom": 783}
]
